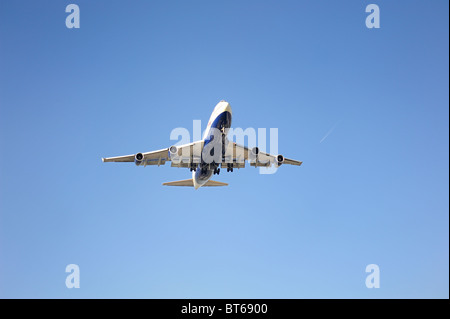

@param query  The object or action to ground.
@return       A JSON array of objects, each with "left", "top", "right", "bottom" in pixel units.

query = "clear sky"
[{"left": 0, "top": 0, "right": 448, "bottom": 298}]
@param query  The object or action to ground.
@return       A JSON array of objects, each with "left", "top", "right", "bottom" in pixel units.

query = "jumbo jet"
[{"left": 102, "top": 101, "right": 302, "bottom": 189}]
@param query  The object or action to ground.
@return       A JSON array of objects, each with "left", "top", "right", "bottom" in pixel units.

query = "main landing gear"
[{"left": 226, "top": 163, "right": 234, "bottom": 173}]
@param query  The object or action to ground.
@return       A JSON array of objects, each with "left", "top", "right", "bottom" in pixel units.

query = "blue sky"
[{"left": 0, "top": 0, "right": 448, "bottom": 298}]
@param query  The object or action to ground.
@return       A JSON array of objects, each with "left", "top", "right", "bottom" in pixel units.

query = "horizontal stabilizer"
[
  {"left": 162, "top": 179, "right": 194, "bottom": 187},
  {"left": 204, "top": 180, "right": 228, "bottom": 186},
  {"left": 162, "top": 179, "right": 228, "bottom": 187}
]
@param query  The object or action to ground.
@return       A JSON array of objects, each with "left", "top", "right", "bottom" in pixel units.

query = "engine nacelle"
[
  {"left": 248, "top": 146, "right": 259, "bottom": 163},
  {"left": 135, "top": 152, "right": 144, "bottom": 166},
  {"left": 169, "top": 145, "right": 178, "bottom": 159},
  {"left": 276, "top": 154, "right": 284, "bottom": 166}
]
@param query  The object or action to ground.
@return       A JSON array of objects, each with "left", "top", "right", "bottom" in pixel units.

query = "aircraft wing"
[
  {"left": 102, "top": 148, "right": 168, "bottom": 164},
  {"left": 102, "top": 140, "right": 204, "bottom": 167},
  {"left": 102, "top": 140, "right": 301, "bottom": 168},
  {"left": 223, "top": 142, "right": 302, "bottom": 167},
  {"left": 169, "top": 140, "right": 204, "bottom": 168}
]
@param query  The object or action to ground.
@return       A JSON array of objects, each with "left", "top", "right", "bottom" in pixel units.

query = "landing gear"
[
  {"left": 213, "top": 166, "right": 220, "bottom": 175},
  {"left": 226, "top": 163, "right": 234, "bottom": 172},
  {"left": 189, "top": 163, "right": 197, "bottom": 172}
]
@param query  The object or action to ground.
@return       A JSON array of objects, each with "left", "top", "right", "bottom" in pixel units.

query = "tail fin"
[{"left": 162, "top": 179, "right": 228, "bottom": 187}]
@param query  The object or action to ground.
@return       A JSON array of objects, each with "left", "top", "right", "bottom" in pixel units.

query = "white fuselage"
[{"left": 193, "top": 101, "right": 232, "bottom": 189}]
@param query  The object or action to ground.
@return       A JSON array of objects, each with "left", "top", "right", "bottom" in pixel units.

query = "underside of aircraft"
[{"left": 102, "top": 101, "right": 302, "bottom": 189}]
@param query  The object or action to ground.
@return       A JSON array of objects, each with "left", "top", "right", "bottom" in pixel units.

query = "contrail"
[{"left": 320, "top": 121, "right": 340, "bottom": 143}]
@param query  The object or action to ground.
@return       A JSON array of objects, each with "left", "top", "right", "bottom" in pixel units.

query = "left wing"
[
  {"left": 102, "top": 140, "right": 204, "bottom": 167},
  {"left": 102, "top": 148, "right": 168, "bottom": 165}
]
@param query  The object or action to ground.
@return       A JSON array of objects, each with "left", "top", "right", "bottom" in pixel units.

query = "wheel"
[{"left": 217, "top": 168, "right": 220, "bottom": 175}]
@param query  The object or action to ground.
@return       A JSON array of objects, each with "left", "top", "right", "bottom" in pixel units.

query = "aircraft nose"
[{"left": 221, "top": 101, "right": 232, "bottom": 115}]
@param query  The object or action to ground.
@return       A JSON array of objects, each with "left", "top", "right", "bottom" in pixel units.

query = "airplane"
[{"left": 102, "top": 100, "right": 302, "bottom": 189}]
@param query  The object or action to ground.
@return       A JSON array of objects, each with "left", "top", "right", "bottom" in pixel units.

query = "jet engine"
[
  {"left": 249, "top": 146, "right": 259, "bottom": 163},
  {"left": 169, "top": 145, "right": 178, "bottom": 159},
  {"left": 276, "top": 154, "right": 284, "bottom": 166},
  {"left": 135, "top": 152, "right": 144, "bottom": 166}
]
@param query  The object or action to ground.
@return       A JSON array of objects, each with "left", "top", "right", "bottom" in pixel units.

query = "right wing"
[{"left": 222, "top": 142, "right": 303, "bottom": 167}]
